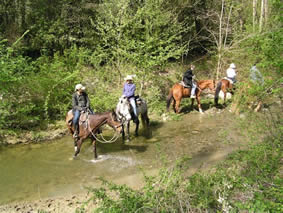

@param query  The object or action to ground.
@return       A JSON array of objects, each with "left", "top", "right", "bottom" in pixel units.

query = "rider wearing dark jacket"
[
  {"left": 183, "top": 64, "right": 197, "bottom": 98},
  {"left": 183, "top": 65, "right": 195, "bottom": 87},
  {"left": 72, "top": 84, "right": 90, "bottom": 138}
]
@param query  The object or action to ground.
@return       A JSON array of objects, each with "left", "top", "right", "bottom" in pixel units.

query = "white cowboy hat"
[
  {"left": 75, "top": 83, "right": 86, "bottom": 91},
  {"left": 229, "top": 63, "right": 236, "bottom": 69},
  {"left": 124, "top": 75, "right": 133, "bottom": 81}
]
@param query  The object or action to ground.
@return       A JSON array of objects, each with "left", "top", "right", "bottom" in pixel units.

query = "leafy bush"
[{"left": 77, "top": 111, "right": 282, "bottom": 212}]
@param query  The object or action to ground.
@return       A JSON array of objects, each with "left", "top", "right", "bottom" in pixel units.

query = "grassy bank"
[{"left": 76, "top": 107, "right": 282, "bottom": 212}]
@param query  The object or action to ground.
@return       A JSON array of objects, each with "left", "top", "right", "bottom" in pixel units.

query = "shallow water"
[{"left": 0, "top": 110, "right": 244, "bottom": 205}]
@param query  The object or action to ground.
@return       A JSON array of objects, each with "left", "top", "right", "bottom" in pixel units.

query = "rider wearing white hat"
[
  {"left": 72, "top": 83, "right": 90, "bottom": 138},
  {"left": 226, "top": 63, "right": 237, "bottom": 84},
  {"left": 122, "top": 75, "right": 138, "bottom": 122}
]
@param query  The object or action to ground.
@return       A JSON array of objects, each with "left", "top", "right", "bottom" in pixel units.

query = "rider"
[
  {"left": 183, "top": 64, "right": 197, "bottom": 98},
  {"left": 123, "top": 75, "right": 138, "bottom": 122},
  {"left": 226, "top": 63, "right": 237, "bottom": 84},
  {"left": 72, "top": 83, "right": 91, "bottom": 139}
]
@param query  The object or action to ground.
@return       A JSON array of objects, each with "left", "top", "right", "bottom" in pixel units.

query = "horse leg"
[
  {"left": 191, "top": 98, "right": 195, "bottom": 111},
  {"left": 73, "top": 138, "right": 82, "bottom": 158},
  {"left": 223, "top": 89, "right": 227, "bottom": 105},
  {"left": 92, "top": 137, "right": 97, "bottom": 159},
  {"left": 121, "top": 124, "right": 125, "bottom": 141},
  {"left": 126, "top": 121, "right": 130, "bottom": 141},
  {"left": 196, "top": 95, "right": 203, "bottom": 114},
  {"left": 135, "top": 118, "right": 140, "bottom": 136},
  {"left": 175, "top": 99, "right": 182, "bottom": 113},
  {"left": 172, "top": 99, "right": 176, "bottom": 113}
]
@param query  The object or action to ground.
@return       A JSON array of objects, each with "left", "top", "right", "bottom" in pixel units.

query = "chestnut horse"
[
  {"left": 66, "top": 110, "right": 122, "bottom": 159},
  {"left": 166, "top": 80, "right": 215, "bottom": 113},
  {"left": 214, "top": 79, "right": 234, "bottom": 105}
]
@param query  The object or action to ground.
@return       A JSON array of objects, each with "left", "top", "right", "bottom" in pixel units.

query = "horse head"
[
  {"left": 116, "top": 95, "right": 132, "bottom": 122},
  {"left": 107, "top": 110, "right": 123, "bottom": 133}
]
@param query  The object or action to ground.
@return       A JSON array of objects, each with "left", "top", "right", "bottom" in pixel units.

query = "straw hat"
[{"left": 75, "top": 84, "right": 86, "bottom": 91}]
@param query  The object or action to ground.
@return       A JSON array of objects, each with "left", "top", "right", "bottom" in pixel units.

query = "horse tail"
[
  {"left": 214, "top": 81, "right": 222, "bottom": 105},
  {"left": 166, "top": 88, "right": 173, "bottom": 111}
]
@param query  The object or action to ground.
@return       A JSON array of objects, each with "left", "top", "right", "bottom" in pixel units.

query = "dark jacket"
[
  {"left": 72, "top": 92, "right": 90, "bottom": 111},
  {"left": 183, "top": 69, "right": 194, "bottom": 86}
]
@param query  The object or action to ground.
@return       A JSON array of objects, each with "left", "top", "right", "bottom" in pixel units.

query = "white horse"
[{"left": 116, "top": 95, "right": 149, "bottom": 141}]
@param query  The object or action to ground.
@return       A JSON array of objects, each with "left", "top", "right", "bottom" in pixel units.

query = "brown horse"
[
  {"left": 214, "top": 79, "right": 234, "bottom": 105},
  {"left": 166, "top": 79, "right": 215, "bottom": 113},
  {"left": 66, "top": 110, "right": 122, "bottom": 159}
]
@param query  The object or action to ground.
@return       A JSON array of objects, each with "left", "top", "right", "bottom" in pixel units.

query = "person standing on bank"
[
  {"left": 72, "top": 83, "right": 91, "bottom": 139},
  {"left": 183, "top": 64, "right": 197, "bottom": 98},
  {"left": 250, "top": 63, "right": 264, "bottom": 85},
  {"left": 123, "top": 75, "right": 138, "bottom": 122}
]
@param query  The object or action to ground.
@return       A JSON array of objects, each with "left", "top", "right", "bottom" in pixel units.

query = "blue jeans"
[
  {"left": 73, "top": 110, "right": 80, "bottom": 126},
  {"left": 191, "top": 82, "right": 197, "bottom": 96},
  {"left": 129, "top": 98, "right": 137, "bottom": 116}
]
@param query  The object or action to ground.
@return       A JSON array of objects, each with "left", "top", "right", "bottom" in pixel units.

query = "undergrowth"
[{"left": 76, "top": 110, "right": 282, "bottom": 212}]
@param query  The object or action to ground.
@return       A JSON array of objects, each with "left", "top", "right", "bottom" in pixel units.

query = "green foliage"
[
  {"left": 80, "top": 112, "right": 282, "bottom": 212},
  {"left": 91, "top": 0, "right": 187, "bottom": 71}
]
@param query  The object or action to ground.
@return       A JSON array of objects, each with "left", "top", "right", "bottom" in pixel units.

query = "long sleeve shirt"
[
  {"left": 72, "top": 92, "right": 90, "bottom": 111},
  {"left": 123, "top": 83, "right": 136, "bottom": 99},
  {"left": 226, "top": 68, "right": 236, "bottom": 79}
]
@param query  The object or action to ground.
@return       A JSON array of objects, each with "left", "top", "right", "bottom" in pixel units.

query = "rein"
[{"left": 85, "top": 113, "right": 121, "bottom": 144}]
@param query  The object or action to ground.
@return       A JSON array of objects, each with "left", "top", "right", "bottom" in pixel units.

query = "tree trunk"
[
  {"left": 216, "top": 0, "right": 225, "bottom": 80},
  {"left": 253, "top": 0, "right": 257, "bottom": 32},
  {"left": 259, "top": 0, "right": 265, "bottom": 32}
]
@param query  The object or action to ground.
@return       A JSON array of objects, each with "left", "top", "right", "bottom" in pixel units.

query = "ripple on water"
[{"left": 83, "top": 154, "right": 139, "bottom": 171}]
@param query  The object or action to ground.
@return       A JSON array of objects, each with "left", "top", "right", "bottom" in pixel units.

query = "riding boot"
[{"left": 73, "top": 124, "right": 79, "bottom": 139}]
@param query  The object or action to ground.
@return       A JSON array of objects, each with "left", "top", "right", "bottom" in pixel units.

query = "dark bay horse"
[
  {"left": 214, "top": 79, "right": 233, "bottom": 105},
  {"left": 66, "top": 110, "right": 122, "bottom": 159},
  {"left": 116, "top": 95, "right": 150, "bottom": 141},
  {"left": 166, "top": 79, "right": 215, "bottom": 113}
]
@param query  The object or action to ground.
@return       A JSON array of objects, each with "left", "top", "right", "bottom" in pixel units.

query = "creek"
[{"left": 0, "top": 109, "right": 245, "bottom": 205}]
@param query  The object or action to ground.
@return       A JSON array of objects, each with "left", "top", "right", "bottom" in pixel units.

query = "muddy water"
[{"left": 0, "top": 110, "right": 245, "bottom": 205}]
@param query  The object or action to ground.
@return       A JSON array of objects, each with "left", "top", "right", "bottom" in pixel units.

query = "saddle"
[
  {"left": 67, "top": 111, "right": 89, "bottom": 126},
  {"left": 79, "top": 112, "right": 88, "bottom": 126},
  {"left": 180, "top": 81, "right": 191, "bottom": 88}
]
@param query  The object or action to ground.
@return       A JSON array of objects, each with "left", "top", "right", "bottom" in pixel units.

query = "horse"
[
  {"left": 214, "top": 78, "right": 234, "bottom": 106},
  {"left": 166, "top": 79, "right": 215, "bottom": 113},
  {"left": 66, "top": 110, "right": 122, "bottom": 159},
  {"left": 116, "top": 95, "right": 150, "bottom": 141}
]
